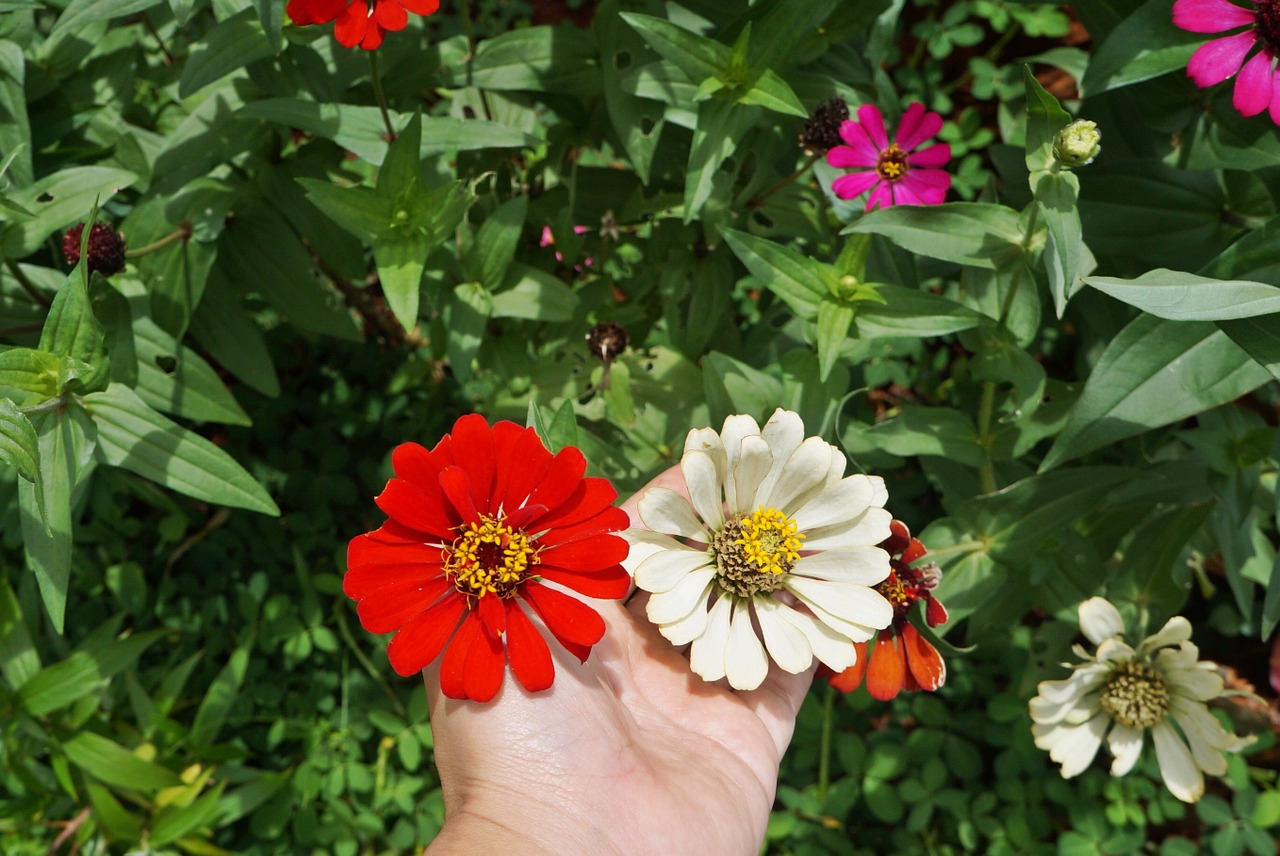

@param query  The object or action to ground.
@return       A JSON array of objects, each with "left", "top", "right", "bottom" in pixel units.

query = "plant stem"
[
  {"left": 127, "top": 224, "right": 191, "bottom": 258},
  {"left": 817, "top": 683, "right": 836, "bottom": 803},
  {"left": 748, "top": 153, "right": 821, "bottom": 210},
  {"left": 334, "top": 604, "right": 408, "bottom": 718},
  {"left": 458, "top": 0, "right": 494, "bottom": 121},
  {"left": 4, "top": 259, "right": 50, "bottom": 308},
  {"left": 369, "top": 51, "right": 396, "bottom": 142}
]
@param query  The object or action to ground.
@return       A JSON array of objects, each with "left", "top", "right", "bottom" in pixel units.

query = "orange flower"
[
  {"left": 286, "top": 0, "right": 439, "bottom": 50},
  {"left": 828, "top": 520, "right": 948, "bottom": 700}
]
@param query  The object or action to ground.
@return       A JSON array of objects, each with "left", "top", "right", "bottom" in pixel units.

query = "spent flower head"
[
  {"left": 1029, "top": 597, "right": 1251, "bottom": 802},
  {"left": 799, "top": 98, "right": 851, "bottom": 154},
  {"left": 624, "top": 408, "right": 894, "bottom": 691},
  {"left": 62, "top": 222, "right": 127, "bottom": 276}
]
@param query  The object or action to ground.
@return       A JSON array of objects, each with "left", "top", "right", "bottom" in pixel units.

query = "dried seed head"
[
  {"left": 586, "top": 321, "right": 629, "bottom": 363},
  {"left": 799, "top": 98, "right": 850, "bottom": 153},
  {"left": 63, "top": 222, "right": 127, "bottom": 276}
]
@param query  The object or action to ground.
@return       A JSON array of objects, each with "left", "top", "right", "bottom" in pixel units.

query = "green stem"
[
  {"left": 817, "top": 683, "right": 836, "bottom": 803},
  {"left": 5, "top": 258, "right": 50, "bottom": 308},
  {"left": 334, "top": 604, "right": 407, "bottom": 718},
  {"left": 20, "top": 396, "right": 66, "bottom": 418},
  {"left": 458, "top": 0, "right": 493, "bottom": 121},
  {"left": 126, "top": 225, "right": 190, "bottom": 258},
  {"left": 369, "top": 51, "right": 396, "bottom": 142},
  {"left": 748, "top": 153, "right": 821, "bottom": 211}
]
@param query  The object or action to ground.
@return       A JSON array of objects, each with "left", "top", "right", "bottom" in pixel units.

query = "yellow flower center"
[
  {"left": 876, "top": 575, "right": 909, "bottom": 607},
  {"left": 711, "top": 507, "right": 804, "bottom": 597},
  {"left": 1099, "top": 660, "right": 1170, "bottom": 729},
  {"left": 876, "top": 143, "right": 908, "bottom": 182},
  {"left": 444, "top": 514, "right": 540, "bottom": 599}
]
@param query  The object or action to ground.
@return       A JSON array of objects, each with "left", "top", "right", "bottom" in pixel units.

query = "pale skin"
[{"left": 423, "top": 468, "right": 814, "bottom": 856}]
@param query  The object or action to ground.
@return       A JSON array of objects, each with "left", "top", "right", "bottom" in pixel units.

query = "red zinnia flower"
[
  {"left": 828, "top": 520, "right": 948, "bottom": 700},
  {"left": 286, "top": 0, "right": 439, "bottom": 50},
  {"left": 345, "top": 414, "right": 631, "bottom": 702}
]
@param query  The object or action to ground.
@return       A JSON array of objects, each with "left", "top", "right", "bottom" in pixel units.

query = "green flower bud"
[{"left": 1053, "top": 119, "right": 1101, "bottom": 168}]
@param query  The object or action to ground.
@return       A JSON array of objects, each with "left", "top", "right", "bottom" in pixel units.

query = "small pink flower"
[
  {"left": 825, "top": 103, "right": 951, "bottom": 212},
  {"left": 1173, "top": 0, "right": 1280, "bottom": 125}
]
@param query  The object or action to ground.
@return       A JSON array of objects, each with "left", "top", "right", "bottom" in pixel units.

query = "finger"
[{"left": 737, "top": 662, "right": 817, "bottom": 759}]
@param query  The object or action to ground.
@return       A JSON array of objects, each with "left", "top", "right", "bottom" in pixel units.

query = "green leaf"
[
  {"left": 862, "top": 406, "right": 986, "bottom": 467},
  {"left": 132, "top": 317, "right": 250, "bottom": 426},
  {"left": 702, "top": 351, "right": 784, "bottom": 425},
  {"left": 147, "top": 238, "right": 218, "bottom": 341},
  {"left": 721, "top": 228, "right": 824, "bottom": 318},
  {"left": 179, "top": 8, "right": 274, "bottom": 97},
  {"left": 490, "top": 266, "right": 579, "bottom": 322},
  {"left": 1036, "top": 172, "right": 1085, "bottom": 317},
  {"left": 17, "top": 628, "right": 163, "bottom": 716},
  {"left": 527, "top": 399, "right": 579, "bottom": 454},
  {"left": 0, "top": 348, "right": 62, "bottom": 401},
  {"left": 1081, "top": 0, "right": 1201, "bottom": 96},
  {"left": 297, "top": 179, "right": 387, "bottom": 244},
  {"left": 82, "top": 384, "right": 279, "bottom": 515},
  {"left": 0, "top": 397, "right": 40, "bottom": 488},
  {"left": 50, "top": 0, "right": 160, "bottom": 39},
  {"left": 845, "top": 203, "right": 1027, "bottom": 270},
  {"left": 452, "top": 25, "right": 599, "bottom": 94},
  {"left": 1217, "top": 314, "right": 1280, "bottom": 382},
  {"left": 447, "top": 283, "right": 492, "bottom": 382},
  {"left": 1086, "top": 269, "right": 1280, "bottom": 320},
  {"left": 1041, "top": 316, "right": 1273, "bottom": 470},
  {"left": 685, "top": 99, "right": 759, "bottom": 221},
  {"left": 0, "top": 579, "right": 39, "bottom": 690},
  {"left": 1023, "top": 66, "right": 1072, "bottom": 174},
  {"left": 1112, "top": 503, "right": 1212, "bottom": 623},
  {"left": 38, "top": 267, "right": 110, "bottom": 395},
  {"left": 597, "top": 0, "right": 667, "bottom": 183},
  {"left": 62, "top": 732, "right": 181, "bottom": 790},
  {"left": 188, "top": 274, "right": 279, "bottom": 398},
  {"left": 214, "top": 770, "right": 288, "bottom": 826},
  {"left": 815, "top": 299, "right": 854, "bottom": 382},
  {"left": 150, "top": 782, "right": 227, "bottom": 847},
  {"left": 854, "top": 285, "right": 982, "bottom": 337},
  {"left": 0, "top": 41, "right": 32, "bottom": 188},
  {"left": 468, "top": 196, "right": 529, "bottom": 291},
  {"left": 191, "top": 645, "right": 250, "bottom": 747},
  {"left": 1, "top": 166, "right": 137, "bottom": 259},
  {"left": 620, "top": 13, "right": 725, "bottom": 83}
]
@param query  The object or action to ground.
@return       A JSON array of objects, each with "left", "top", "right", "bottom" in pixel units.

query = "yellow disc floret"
[
  {"left": 875, "top": 143, "right": 908, "bottom": 181},
  {"left": 736, "top": 506, "right": 805, "bottom": 575},
  {"left": 444, "top": 514, "right": 540, "bottom": 599}
]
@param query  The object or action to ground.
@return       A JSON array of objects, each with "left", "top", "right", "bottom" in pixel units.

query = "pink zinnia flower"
[
  {"left": 1173, "top": 0, "right": 1280, "bottom": 125},
  {"left": 825, "top": 103, "right": 951, "bottom": 212}
]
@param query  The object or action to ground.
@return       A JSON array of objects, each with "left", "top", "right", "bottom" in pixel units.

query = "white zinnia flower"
[
  {"left": 1029, "top": 596, "right": 1251, "bottom": 803},
  {"left": 623, "top": 408, "right": 894, "bottom": 690}
]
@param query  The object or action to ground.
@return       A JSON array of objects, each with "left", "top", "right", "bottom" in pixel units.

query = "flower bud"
[{"left": 1052, "top": 119, "right": 1101, "bottom": 167}]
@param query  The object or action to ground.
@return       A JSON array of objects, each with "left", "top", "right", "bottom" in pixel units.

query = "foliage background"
[{"left": 1, "top": 0, "right": 1279, "bottom": 853}]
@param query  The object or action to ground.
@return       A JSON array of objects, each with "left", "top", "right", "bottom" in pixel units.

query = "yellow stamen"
[
  {"left": 876, "top": 143, "right": 908, "bottom": 181},
  {"left": 735, "top": 506, "right": 804, "bottom": 576},
  {"left": 444, "top": 514, "right": 539, "bottom": 599}
]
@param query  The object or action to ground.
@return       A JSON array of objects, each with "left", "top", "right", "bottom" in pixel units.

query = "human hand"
[{"left": 424, "top": 466, "right": 813, "bottom": 855}]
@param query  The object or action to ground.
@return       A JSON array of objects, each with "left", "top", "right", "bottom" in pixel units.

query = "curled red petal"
[
  {"left": 505, "top": 601, "right": 555, "bottom": 693},
  {"left": 926, "top": 595, "right": 948, "bottom": 627},
  {"left": 438, "top": 466, "right": 480, "bottom": 525},
  {"left": 902, "top": 623, "right": 946, "bottom": 691},
  {"left": 524, "top": 447, "right": 587, "bottom": 518},
  {"left": 828, "top": 641, "right": 869, "bottom": 693},
  {"left": 865, "top": 631, "right": 905, "bottom": 701},
  {"left": 537, "top": 564, "right": 631, "bottom": 600},
  {"left": 901, "top": 538, "right": 927, "bottom": 565},
  {"left": 537, "top": 534, "right": 629, "bottom": 572},
  {"left": 463, "top": 620, "right": 506, "bottom": 701},
  {"left": 448, "top": 415, "right": 496, "bottom": 514},
  {"left": 439, "top": 612, "right": 480, "bottom": 698},
  {"left": 356, "top": 576, "right": 451, "bottom": 634},
  {"left": 519, "top": 582, "right": 605, "bottom": 648},
  {"left": 881, "top": 520, "right": 912, "bottom": 555},
  {"left": 386, "top": 593, "right": 467, "bottom": 676}
]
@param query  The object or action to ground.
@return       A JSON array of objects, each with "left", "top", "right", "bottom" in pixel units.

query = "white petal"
[
  {"left": 724, "top": 599, "right": 769, "bottom": 690},
  {"left": 634, "top": 546, "right": 713, "bottom": 594},
  {"left": 754, "top": 598, "right": 814, "bottom": 673},
  {"left": 661, "top": 595, "right": 713, "bottom": 646},
  {"left": 1152, "top": 721, "right": 1203, "bottom": 802},
  {"left": 689, "top": 595, "right": 733, "bottom": 682},
  {"left": 684, "top": 426, "right": 725, "bottom": 460},
  {"left": 792, "top": 475, "right": 876, "bottom": 532},
  {"left": 1034, "top": 665, "right": 1108, "bottom": 706},
  {"left": 1096, "top": 638, "right": 1136, "bottom": 663},
  {"left": 638, "top": 487, "right": 709, "bottom": 541},
  {"left": 719, "top": 414, "right": 761, "bottom": 487},
  {"left": 1039, "top": 713, "right": 1108, "bottom": 778},
  {"left": 682, "top": 449, "right": 724, "bottom": 532},
  {"left": 1163, "top": 661, "right": 1224, "bottom": 701},
  {"left": 646, "top": 568, "right": 715, "bottom": 624},
  {"left": 1169, "top": 696, "right": 1231, "bottom": 773},
  {"left": 757, "top": 409, "right": 805, "bottom": 500},
  {"left": 622, "top": 528, "right": 689, "bottom": 572},
  {"left": 865, "top": 475, "right": 888, "bottom": 508},
  {"left": 786, "top": 575, "right": 894, "bottom": 631},
  {"left": 801, "top": 507, "right": 893, "bottom": 550},
  {"left": 766, "top": 437, "right": 836, "bottom": 514},
  {"left": 1137, "top": 616, "right": 1192, "bottom": 656},
  {"left": 729, "top": 435, "right": 773, "bottom": 515},
  {"left": 1107, "top": 723, "right": 1145, "bottom": 776},
  {"left": 1029, "top": 683, "right": 1103, "bottom": 727},
  {"left": 1079, "top": 597, "right": 1125, "bottom": 645},
  {"left": 823, "top": 446, "right": 847, "bottom": 486},
  {"left": 774, "top": 606, "right": 857, "bottom": 671},
  {"left": 791, "top": 547, "right": 890, "bottom": 585}
]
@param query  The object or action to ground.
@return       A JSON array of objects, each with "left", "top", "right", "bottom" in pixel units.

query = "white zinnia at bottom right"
[{"left": 1029, "top": 597, "right": 1251, "bottom": 803}]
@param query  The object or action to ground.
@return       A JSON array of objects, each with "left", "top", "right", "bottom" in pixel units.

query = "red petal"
[
  {"left": 398, "top": 0, "right": 439, "bottom": 14},
  {"left": 439, "top": 612, "right": 480, "bottom": 698},
  {"left": 477, "top": 592, "right": 505, "bottom": 638},
  {"left": 901, "top": 538, "right": 927, "bottom": 565},
  {"left": 495, "top": 428, "right": 553, "bottom": 511},
  {"left": 487, "top": 421, "right": 525, "bottom": 511},
  {"left": 538, "top": 534, "right": 629, "bottom": 572},
  {"left": 463, "top": 620, "right": 506, "bottom": 701},
  {"left": 375, "top": 478, "right": 457, "bottom": 538},
  {"left": 448, "top": 415, "right": 496, "bottom": 514},
  {"left": 346, "top": 531, "right": 441, "bottom": 570},
  {"left": 505, "top": 601, "right": 555, "bottom": 693},
  {"left": 519, "top": 582, "right": 605, "bottom": 647},
  {"left": 333, "top": 1, "right": 368, "bottom": 46},
  {"left": 391, "top": 442, "right": 443, "bottom": 489},
  {"left": 359, "top": 22, "right": 384, "bottom": 49},
  {"left": 438, "top": 466, "right": 480, "bottom": 525},
  {"left": 344, "top": 553, "right": 445, "bottom": 600},
  {"left": 375, "top": 0, "right": 409, "bottom": 30},
  {"left": 828, "top": 641, "right": 868, "bottom": 692},
  {"left": 538, "top": 505, "right": 629, "bottom": 547},
  {"left": 902, "top": 624, "right": 945, "bottom": 691},
  {"left": 524, "top": 447, "right": 587, "bottom": 518},
  {"left": 537, "top": 564, "right": 631, "bottom": 600},
  {"left": 386, "top": 594, "right": 467, "bottom": 676},
  {"left": 880, "top": 520, "right": 911, "bottom": 555},
  {"left": 866, "top": 631, "right": 905, "bottom": 701},
  {"left": 926, "top": 596, "right": 948, "bottom": 627},
  {"left": 365, "top": 518, "right": 426, "bottom": 544},
  {"left": 356, "top": 576, "right": 451, "bottom": 633},
  {"left": 531, "top": 478, "right": 620, "bottom": 533}
]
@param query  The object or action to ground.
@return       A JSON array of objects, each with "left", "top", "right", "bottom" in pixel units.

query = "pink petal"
[
  {"left": 827, "top": 144, "right": 878, "bottom": 169},
  {"left": 835, "top": 120, "right": 881, "bottom": 161},
  {"left": 906, "top": 141, "right": 951, "bottom": 167},
  {"left": 1172, "top": 0, "right": 1255, "bottom": 33},
  {"left": 1233, "top": 49, "right": 1275, "bottom": 115},
  {"left": 1271, "top": 66, "right": 1280, "bottom": 126},
  {"left": 866, "top": 183, "right": 893, "bottom": 211},
  {"left": 856, "top": 104, "right": 889, "bottom": 151},
  {"left": 895, "top": 103, "right": 943, "bottom": 151},
  {"left": 1187, "top": 32, "right": 1258, "bottom": 87},
  {"left": 901, "top": 169, "right": 951, "bottom": 205},
  {"left": 832, "top": 171, "right": 880, "bottom": 201},
  {"left": 893, "top": 182, "right": 922, "bottom": 206}
]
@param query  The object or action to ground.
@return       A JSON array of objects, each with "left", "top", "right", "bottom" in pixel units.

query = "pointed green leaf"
[
  {"left": 188, "top": 274, "right": 279, "bottom": 398},
  {"left": 0, "top": 348, "right": 62, "bottom": 401},
  {"left": 1035, "top": 171, "right": 1084, "bottom": 317},
  {"left": 2, "top": 167, "right": 137, "bottom": 257},
  {"left": 1024, "top": 66, "right": 1071, "bottom": 173},
  {"left": 1085, "top": 269, "right": 1280, "bottom": 320},
  {"left": 619, "top": 13, "right": 726, "bottom": 83},
  {"left": 190, "top": 645, "right": 250, "bottom": 748},
  {"left": 132, "top": 317, "right": 250, "bottom": 426},
  {"left": 815, "top": 299, "right": 854, "bottom": 382},
  {"left": 597, "top": 0, "right": 667, "bottom": 183},
  {"left": 63, "top": 732, "right": 182, "bottom": 790},
  {"left": 720, "top": 228, "right": 824, "bottom": 318},
  {"left": 685, "top": 99, "right": 759, "bottom": 221},
  {"left": 845, "top": 203, "right": 1027, "bottom": 269},
  {"left": 468, "top": 196, "right": 529, "bottom": 291},
  {"left": 703, "top": 351, "right": 784, "bottom": 424},
  {"left": 0, "top": 41, "right": 32, "bottom": 188},
  {"left": 150, "top": 782, "right": 227, "bottom": 847},
  {"left": 179, "top": 8, "right": 274, "bottom": 97},
  {"left": 297, "top": 179, "right": 387, "bottom": 244},
  {"left": 1041, "top": 316, "right": 1273, "bottom": 470},
  {"left": 0, "top": 397, "right": 40, "bottom": 488},
  {"left": 0, "top": 579, "right": 39, "bottom": 690},
  {"left": 490, "top": 265, "right": 578, "bottom": 321},
  {"left": 39, "top": 267, "right": 110, "bottom": 394},
  {"left": 447, "top": 283, "right": 493, "bottom": 383},
  {"left": 1081, "top": 0, "right": 1201, "bottom": 96},
  {"left": 82, "top": 384, "right": 278, "bottom": 515},
  {"left": 854, "top": 285, "right": 982, "bottom": 337},
  {"left": 372, "top": 234, "right": 428, "bottom": 330}
]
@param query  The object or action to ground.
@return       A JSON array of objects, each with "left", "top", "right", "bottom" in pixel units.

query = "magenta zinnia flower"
[
  {"left": 1174, "top": 0, "right": 1280, "bottom": 125},
  {"left": 825, "top": 103, "right": 951, "bottom": 211}
]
